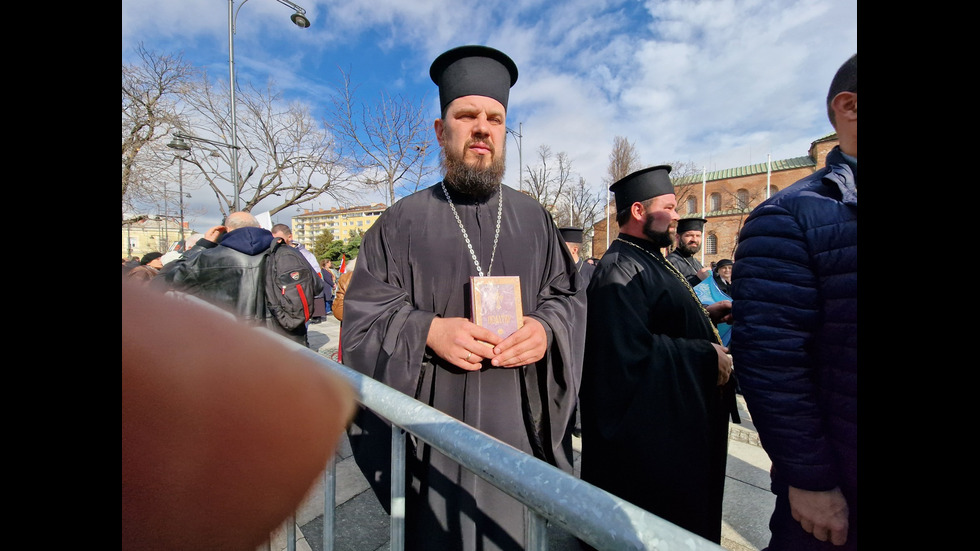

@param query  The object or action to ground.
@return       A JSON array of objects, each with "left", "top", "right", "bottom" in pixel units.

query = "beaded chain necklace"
[
  {"left": 616, "top": 237, "right": 722, "bottom": 345},
  {"left": 679, "top": 254, "right": 701, "bottom": 274},
  {"left": 442, "top": 181, "right": 503, "bottom": 277}
]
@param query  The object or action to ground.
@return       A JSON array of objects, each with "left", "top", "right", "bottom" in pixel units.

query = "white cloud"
[{"left": 123, "top": 0, "right": 856, "bottom": 231}]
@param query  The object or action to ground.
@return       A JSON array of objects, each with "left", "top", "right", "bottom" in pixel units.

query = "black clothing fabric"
[
  {"left": 580, "top": 233, "right": 734, "bottom": 543},
  {"left": 575, "top": 257, "right": 596, "bottom": 288},
  {"left": 155, "top": 238, "right": 218, "bottom": 279},
  {"left": 159, "top": 227, "right": 308, "bottom": 345},
  {"left": 341, "top": 183, "right": 586, "bottom": 551},
  {"left": 666, "top": 248, "right": 704, "bottom": 288},
  {"left": 713, "top": 272, "right": 732, "bottom": 296}
]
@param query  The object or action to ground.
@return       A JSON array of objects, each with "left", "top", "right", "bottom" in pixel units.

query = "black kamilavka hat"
[
  {"left": 559, "top": 227, "right": 584, "bottom": 244},
  {"left": 429, "top": 45, "right": 519, "bottom": 112},
  {"left": 676, "top": 218, "right": 707, "bottom": 234},
  {"left": 609, "top": 165, "right": 674, "bottom": 213}
]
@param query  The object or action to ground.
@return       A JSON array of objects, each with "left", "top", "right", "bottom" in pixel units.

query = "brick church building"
[{"left": 589, "top": 133, "right": 840, "bottom": 268}]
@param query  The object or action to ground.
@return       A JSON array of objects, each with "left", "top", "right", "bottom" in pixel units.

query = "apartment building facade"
[
  {"left": 121, "top": 215, "right": 187, "bottom": 259},
  {"left": 590, "top": 133, "right": 839, "bottom": 267},
  {"left": 291, "top": 203, "right": 387, "bottom": 249}
]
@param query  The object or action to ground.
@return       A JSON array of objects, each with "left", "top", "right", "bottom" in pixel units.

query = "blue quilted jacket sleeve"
[{"left": 730, "top": 154, "right": 857, "bottom": 495}]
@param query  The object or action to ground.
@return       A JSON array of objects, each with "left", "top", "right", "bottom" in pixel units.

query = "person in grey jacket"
[{"left": 730, "top": 53, "right": 857, "bottom": 550}]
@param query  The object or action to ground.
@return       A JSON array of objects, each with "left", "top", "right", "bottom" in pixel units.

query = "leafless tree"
[
  {"left": 555, "top": 176, "right": 603, "bottom": 228},
  {"left": 604, "top": 135, "right": 643, "bottom": 187},
  {"left": 524, "top": 146, "right": 574, "bottom": 219},
  {"left": 122, "top": 44, "right": 198, "bottom": 220},
  {"left": 125, "top": 46, "right": 355, "bottom": 225},
  {"left": 665, "top": 160, "right": 709, "bottom": 214},
  {"left": 179, "top": 77, "right": 355, "bottom": 219},
  {"left": 326, "top": 68, "right": 434, "bottom": 206}
]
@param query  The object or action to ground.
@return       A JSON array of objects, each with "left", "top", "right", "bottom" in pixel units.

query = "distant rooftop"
[
  {"left": 296, "top": 203, "right": 387, "bottom": 217},
  {"left": 673, "top": 132, "right": 836, "bottom": 186}
]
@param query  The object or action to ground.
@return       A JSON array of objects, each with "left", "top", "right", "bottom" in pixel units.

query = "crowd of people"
[{"left": 122, "top": 46, "right": 856, "bottom": 551}]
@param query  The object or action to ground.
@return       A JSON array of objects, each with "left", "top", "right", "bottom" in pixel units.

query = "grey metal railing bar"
[
  {"left": 391, "top": 426, "right": 406, "bottom": 550},
  {"left": 322, "top": 458, "right": 336, "bottom": 551},
  {"left": 290, "top": 346, "right": 726, "bottom": 551}
]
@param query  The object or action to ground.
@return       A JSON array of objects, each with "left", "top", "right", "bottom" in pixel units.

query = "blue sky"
[{"left": 122, "top": 0, "right": 857, "bottom": 232}]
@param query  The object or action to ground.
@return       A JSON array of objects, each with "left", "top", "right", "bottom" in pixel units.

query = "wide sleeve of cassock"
[
  {"left": 339, "top": 217, "right": 436, "bottom": 397},
  {"left": 519, "top": 222, "right": 587, "bottom": 471}
]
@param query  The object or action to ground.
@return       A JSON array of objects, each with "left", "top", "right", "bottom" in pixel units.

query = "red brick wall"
[{"left": 590, "top": 134, "right": 839, "bottom": 266}]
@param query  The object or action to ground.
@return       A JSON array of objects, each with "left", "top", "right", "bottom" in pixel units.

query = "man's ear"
[
  {"left": 434, "top": 118, "right": 445, "bottom": 146},
  {"left": 630, "top": 202, "right": 645, "bottom": 222},
  {"left": 832, "top": 91, "right": 857, "bottom": 123}
]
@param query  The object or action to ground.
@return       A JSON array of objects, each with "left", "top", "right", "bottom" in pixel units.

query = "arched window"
[
  {"left": 686, "top": 197, "right": 697, "bottom": 215},
  {"left": 706, "top": 233, "right": 717, "bottom": 255},
  {"left": 736, "top": 189, "right": 749, "bottom": 209},
  {"left": 710, "top": 192, "right": 721, "bottom": 212}
]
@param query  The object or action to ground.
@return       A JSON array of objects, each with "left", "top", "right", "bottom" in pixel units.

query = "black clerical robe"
[
  {"left": 342, "top": 183, "right": 586, "bottom": 551},
  {"left": 666, "top": 248, "right": 704, "bottom": 288},
  {"left": 580, "top": 234, "right": 734, "bottom": 544},
  {"left": 575, "top": 257, "right": 596, "bottom": 288}
]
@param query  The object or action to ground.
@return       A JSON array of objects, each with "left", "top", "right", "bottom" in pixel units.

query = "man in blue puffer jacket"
[{"left": 730, "top": 53, "right": 856, "bottom": 550}]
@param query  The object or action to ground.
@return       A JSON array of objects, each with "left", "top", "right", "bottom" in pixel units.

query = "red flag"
[{"left": 339, "top": 254, "right": 346, "bottom": 274}]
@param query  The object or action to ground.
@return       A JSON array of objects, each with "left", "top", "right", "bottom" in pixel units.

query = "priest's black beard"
[
  {"left": 442, "top": 146, "right": 506, "bottom": 200},
  {"left": 642, "top": 214, "right": 674, "bottom": 249},
  {"left": 676, "top": 241, "right": 699, "bottom": 256}
]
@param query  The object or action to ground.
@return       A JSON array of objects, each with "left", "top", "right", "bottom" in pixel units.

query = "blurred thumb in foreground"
[{"left": 122, "top": 279, "right": 357, "bottom": 551}]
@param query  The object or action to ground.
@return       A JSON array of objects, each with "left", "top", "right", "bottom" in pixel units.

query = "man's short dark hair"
[
  {"left": 616, "top": 197, "right": 656, "bottom": 226},
  {"left": 826, "top": 54, "right": 857, "bottom": 126},
  {"left": 271, "top": 223, "right": 291, "bottom": 236}
]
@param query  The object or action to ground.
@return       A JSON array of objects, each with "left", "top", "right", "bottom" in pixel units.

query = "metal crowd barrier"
[{"left": 282, "top": 345, "right": 725, "bottom": 551}]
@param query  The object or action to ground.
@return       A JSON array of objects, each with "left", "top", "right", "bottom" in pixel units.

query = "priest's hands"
[
  {"left": 713, "top": 343, "right": 733, "bottom": 386},
  {"left": 426, "top": 316, "right": 547, "bottom": 371},
  {"left": 427, "top": 316, "right": 502, "bottom": 371},
  {"left": 490, "top": 317, "right": 547, "bottom": 368}
]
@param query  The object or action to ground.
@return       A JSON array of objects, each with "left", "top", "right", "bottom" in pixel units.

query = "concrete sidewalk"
[{"left": 265, "top": 316, "right": 774, "bottom": 551}]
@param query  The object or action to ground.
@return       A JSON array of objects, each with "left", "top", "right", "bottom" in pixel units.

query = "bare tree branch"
[
  {"left": 122, "top": 44, "right": 198, "bottom": 219},
  {"left": 605, "top": 136, "right": 643, "bottom": 186},
  {"left": 179, "top": 77, "right": 355, "bottom": 219},
  {"left": 325, "top": 67, "right": 434, "bottom": 206}
]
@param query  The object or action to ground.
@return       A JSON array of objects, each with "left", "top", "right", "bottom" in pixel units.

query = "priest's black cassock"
[
  {"left": 580, "top": 233, "right": 737, "bottom": 544},
  {"left": 341, "top": 182, "right": 586, "bottom": 551}
]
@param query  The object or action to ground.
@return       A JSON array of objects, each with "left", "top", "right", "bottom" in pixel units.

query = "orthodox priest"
[
  {"left": 579, "top": 165, "right": 738, "bottom": 544},
  {"left": 341, "top": 45, "right": 586, "bottom": 551},
  {"left": 666, "top": 217, "right": 710, "bottom": 287},
  {"left": 559, "top": 226, "right": 596, "bottom": 288}
]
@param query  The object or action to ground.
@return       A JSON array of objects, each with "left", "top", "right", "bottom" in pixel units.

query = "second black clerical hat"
[
  {"left": 609, "top": 165, "right": 674, "bottom": 213},
  {"left": 559, "top": 227, "right": 584, "bottom": 244},
  {"left": 429, "top": 45, "right": 519, "bottom": 112},
  {"left": 676, "top": 217, "right": 707, "bottom": 234}
]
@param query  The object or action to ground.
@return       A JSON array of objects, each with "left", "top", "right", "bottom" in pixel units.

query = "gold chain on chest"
[{"left": 616, "top": 238, "right": 722, "bottom": 345}]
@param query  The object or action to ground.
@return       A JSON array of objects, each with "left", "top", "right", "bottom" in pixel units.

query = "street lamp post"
[
  {"left": 228, "top": 0, "right": 311, "bottom": 212},
  {"left": 506, "top": 122, "right": 523, "bottom": 192},
  {"left": 163, "top": 180, "right": 169, "bottom": 250},
  {"left": 169, "top": 132, "right": 239, "bottom": 217},
  {"left": 175, "top": 154, "right": 187, "bottom": 242}
]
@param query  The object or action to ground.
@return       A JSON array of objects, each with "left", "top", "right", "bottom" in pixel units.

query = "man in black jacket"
[{"left": 159, "top": 211, "right": 316, "bottom": 346}]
